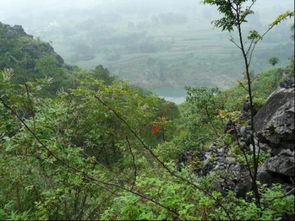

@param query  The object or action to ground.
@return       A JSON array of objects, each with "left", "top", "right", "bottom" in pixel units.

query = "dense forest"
[{"left": 0, "top": 0, "right": 295, "bottom": 220}]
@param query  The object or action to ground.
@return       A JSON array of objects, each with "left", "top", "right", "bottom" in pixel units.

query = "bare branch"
[
  {"left": 230, "top": 36, "right": 242, "bottom": 49},
  {"left": 24, "top": 83, "right": 36, "bottom": 130},
  {"left": 126, "top": 136, "right": 137, "bottom": 190},
  {"left": 94, "top": 95, "right": 233, "bottom": 220},
  {"left": 247, "top": 0, "right": 256, "bottom": 12},
  {"left": 246, "top": 38, "right": 255, "bottom": 57},
  {"left": 232, "top": 124, "right": 254, "bottom": 181},
  {"left": 267, "top": 188, "right": 295, "bottom": 203},
  {"left": 247, "top": 25, "right": 276, "bottom": 66},
  {"left": 0, "top": 97, "right": 66, "bottom": 165},
  {"left": 236, "top": 7, "right": 261, "bottom": 206},
  {"left": 247, "top": 39, "right": 258, "bottom": 67},
  {"left": 94, "top": 95, "right": 178, "bottom": 176},
  {"left": 0, "top": 97, "right": 179, "bottom": 217}
]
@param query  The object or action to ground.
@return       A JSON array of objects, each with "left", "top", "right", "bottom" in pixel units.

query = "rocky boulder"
[
  {"left": 177, "top": 143, "right": 252, "bottom": 197},
  {"left": 254, "top": 86, "right": 295, "bottom": 187},
  {"left": 258, "top": 149, "right": 294, "bottom": 190},
  {"left": 22, "top": 43, "right": 64, "bottom": 64},
  {"left": 0, "top": 22, "right": 33, "bottom": 38},
  {"left": 178, "top": 86, "right": 294, "bottom": 197},
  {"left": 254, "top": 87, "right": 294, "bottom": 155}
]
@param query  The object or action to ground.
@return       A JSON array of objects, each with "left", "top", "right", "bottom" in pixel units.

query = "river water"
[{"left": 152, "top": 87, "right": 187, "bottom": 104}]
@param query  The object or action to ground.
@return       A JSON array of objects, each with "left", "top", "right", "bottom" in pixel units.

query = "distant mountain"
[
  {"left": 0, "top": 22, "right": 74, "bottom": 92},
  {"left": 1, "top": 1, "right": 293, "bottom": 90},
  {"left": 2, "top": 0, "right": 291, "bottom": 89}
]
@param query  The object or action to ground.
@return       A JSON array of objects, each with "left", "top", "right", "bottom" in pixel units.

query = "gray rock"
[
  {"left": 280, "top": 79, "right": 295, "bottom": 89},
  {"left": 226, "top": 157, "right": 236, "bottom": 164},
  {"left": 178, "top": 86, "right": 295, "bottom": 198},
  {"left": 266, "top": 150, "right": 295, "bottom": 177},
  {"left": 239, "top": 126, "right": 247, "bottom": 138},
  {"left": 255, "top": 87, "right": 295, "bottom": 187},
  {"left": 22, "top": 43, "right": 64, "bottom": 65},
  {"left": 177, "top": 143, "right": 252, "bottom": 197},
  {"left": 12, "top": 25, "right": 25, "bottom": 34},
  {"left": 254, "top": 87, "right": 295, "bottom": 155},
  {"left": 254, "top": 87, "right": 294, "bottom": 132},
  {"left": 258, "top": 149, "right": 295, "bottom": 185},
  {"left": 258, "top": 163, "right": 274, "bottom": 185}
]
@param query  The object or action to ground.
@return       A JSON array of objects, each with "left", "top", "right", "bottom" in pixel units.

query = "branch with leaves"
[
  {"left": 94, "top": 95, "right": 233, "bottom": 220},
  {"left": 0, "top": 96, "right": 180, "bottom": 217},
  {"left": 202, "top": 0, "right": 294, "bottom": 208}
]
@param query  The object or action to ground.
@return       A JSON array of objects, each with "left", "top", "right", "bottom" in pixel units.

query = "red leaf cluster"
[{"left": 151, "top": 103, "right": 171, "bottom": 135}]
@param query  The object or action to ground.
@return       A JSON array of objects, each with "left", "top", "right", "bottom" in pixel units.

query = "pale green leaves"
[
  {"left": 247, "top": 30, "right": 262, "bottom": 40},
  {"left": 270, "top": 10, "right": 294, "bottom": 27},
  {"left": 0, "top": 68, "right": 14, "bottom": 82},
  {"left": 202, "top": 0, "right": 252, "bottom": 32}
]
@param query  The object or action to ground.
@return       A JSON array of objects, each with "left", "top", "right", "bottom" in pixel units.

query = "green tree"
[
  {"left": 184, "top": 87, "right": 224, "bottom": 143},
  {"left": 202, "top": 0, "right": 294, "bottom": 207},
  {"left": 0, "top": 73, "right": 183, "bottom": 219},
  {"left": 268, "top": 56, "right": 279, "bottom": 66}
]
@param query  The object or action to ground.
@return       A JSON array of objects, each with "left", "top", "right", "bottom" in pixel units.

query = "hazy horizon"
[{"left": 0, "top": 0, "right": 294, "bottom": 96}]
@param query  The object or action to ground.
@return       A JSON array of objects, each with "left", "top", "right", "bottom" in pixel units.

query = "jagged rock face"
[
  {"left": 258, "top": 149, "right": 295, "bottom": 183},
  {"left": 177, "top": 143, "right": 252, "bottom": 197},
  {"left": 254, "top": 87, "right": 294, "bottom": 155},
  {"left": 178, "top": 86, "right": 294, "bottom": 196},
  {"left": 255, "top": 87, "right": 295, "bottom": 187},
  {"left": 22, "top": 43, "right": 64, "bottom": 64},
  {"left": 0, "top": 21, "right": 67, "bottom": 86},
  {"left": 0, "top": 22, "right": 29, "bottom": 38},
  {"left": 280, "top": 79, "right": 295, "bottom": 89}
]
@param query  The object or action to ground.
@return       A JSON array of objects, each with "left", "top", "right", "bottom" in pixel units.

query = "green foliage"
[
  {"left": 0, "top": 71, "right": 180, "bottom": 219},
  {"left": 0, "top": 13, "right": 294, "bottom": 220},
  {"left": 252, "top": 60, "right": 294, "bottom": 101},
  {"left": 202, "top": 0, "right": 253, "bottom": 32},
  {"left": 268, "top": 57, "right": 279, "bottom": 66},
  {"left": 1, "top": 63, "right": 294, "bottom": 220},
  {"left": 0, "top": 23, "right": 119, "bottom": 96},
  {"left": 100, "top": 173, "right": 295, "bottom": 220},
  {"left": 271, "top": 10, "right": 294, "bottom": 27},
  {"left": 101, "top": 174, "right": 215, "bottom": 220},
  {"left": 179, "top": 87, "right": 224, "bottom": 146},
  {"left": 248, "top": 30, "right": 263, "bottom": 41}
]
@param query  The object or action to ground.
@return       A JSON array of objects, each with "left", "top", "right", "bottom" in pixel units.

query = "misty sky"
[
  {"left": 0, "top": 0, "right": 293, "bottom": 24},
  {"left": 0, "top": 1, "right": 293, "bottom": 43},
  {"left": 0, "top": 0, "right": 293, "bottom": 92}
]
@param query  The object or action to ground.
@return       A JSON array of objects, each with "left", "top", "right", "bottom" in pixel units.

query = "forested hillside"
[
  {"left": 0, "top": 1, "right": 294, "bottom": 220},
  {"left": 1, "top": 0, "right": 293, "bottom": 89}
]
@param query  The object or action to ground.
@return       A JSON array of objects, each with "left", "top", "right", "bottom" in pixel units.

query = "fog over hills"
[
  {"left": 1, "top": 1, "right": 295, "bottom": 218},
  {"left": 0, "top": 0, "right": 294, "bottom": 95}
]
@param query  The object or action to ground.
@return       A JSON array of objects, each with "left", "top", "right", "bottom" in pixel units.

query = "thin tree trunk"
[{"left": 236, "top": 17, "right": 261, "bottom": 207}]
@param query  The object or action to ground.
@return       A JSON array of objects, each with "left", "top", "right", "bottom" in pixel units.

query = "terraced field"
[{"left": 2, "top": 0, "right": 293, "bottom": 90}]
